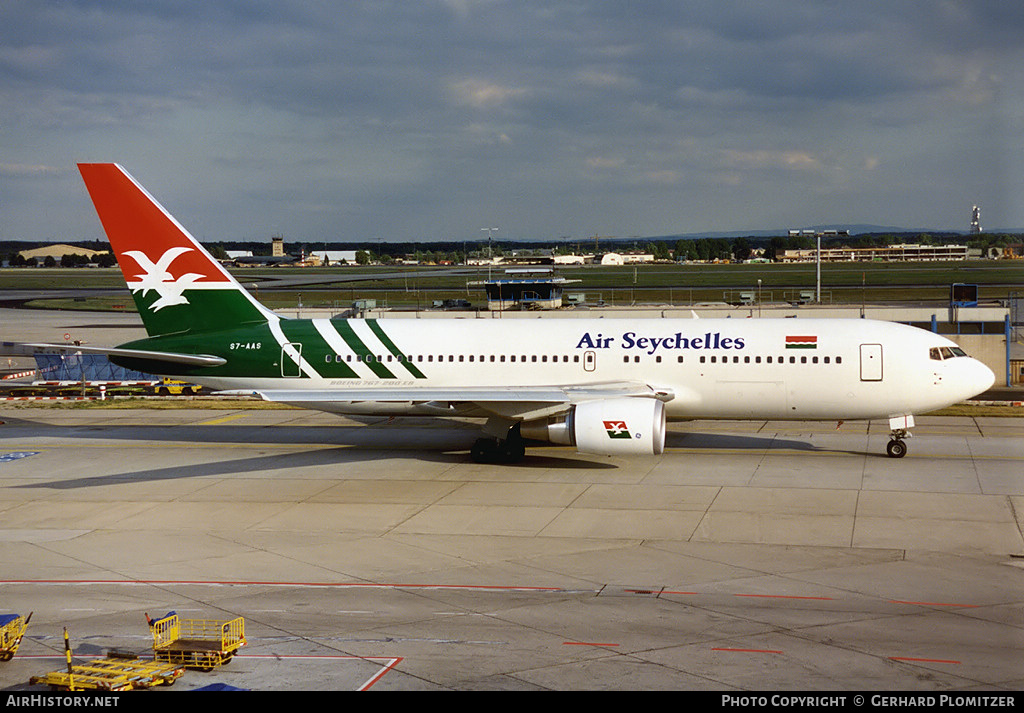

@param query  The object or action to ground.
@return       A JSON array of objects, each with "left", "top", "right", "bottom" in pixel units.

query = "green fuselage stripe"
[
  {"left": 332, "top": 320, "right": 396, "bottom": 379},
  {"left": 367, "top": 319, "right": 426, "bottom": 379},
  {"left": 279, "top": 320, "right": 358, "bottom": 379}
]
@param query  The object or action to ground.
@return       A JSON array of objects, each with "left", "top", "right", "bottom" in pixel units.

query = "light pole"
[
  {"left": 481, "top": 227, "right": 498, "bottom": 280},
  {"left": 816, "top": 234, "right": 821, "bottom": 304},
  {"left": 757, "top": 278, "right": 762, "bottom": 318}
]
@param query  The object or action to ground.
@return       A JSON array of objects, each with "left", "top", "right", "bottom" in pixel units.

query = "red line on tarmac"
[
  {"left": 735, "top": 594, "right": 834, "bottom": 601},
  {"left": 360, "top": 657, "right": 402, "bottom": 691},
  {"left": 0, "top": 578, "right": 566, "bottom": 592},
  {"left": 563, "top": 642, "right": 619, "bottom": 647},
  {"left": 712, "top": 648, "right": 784, "bottom": 654},
  {"left": 889, "top": 656, "right": 961, "bottom": 665}
]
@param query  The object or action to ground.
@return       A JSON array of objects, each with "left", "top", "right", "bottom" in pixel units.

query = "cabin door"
[
  {"left": 281, "top": 343, "right": 303, "bottom": 377},
  {"left": 583, "top": 350, "right": 596, "bottom": 372},
  {"left": 859, "top": 343, "right": 883, "bottom": 381}
]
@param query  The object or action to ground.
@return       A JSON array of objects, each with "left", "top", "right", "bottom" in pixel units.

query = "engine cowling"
[{"left": 521, "top": 397, "right": 666, "bottom": 456}]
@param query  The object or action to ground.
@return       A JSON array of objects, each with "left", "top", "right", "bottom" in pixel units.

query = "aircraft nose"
[{"left": 966, "top": 358, "right": 996, "bottom": 399}]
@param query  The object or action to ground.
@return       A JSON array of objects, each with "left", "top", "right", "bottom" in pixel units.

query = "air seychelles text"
[{"left": 575, "top": 331, "right": 746, "bottom": 355}]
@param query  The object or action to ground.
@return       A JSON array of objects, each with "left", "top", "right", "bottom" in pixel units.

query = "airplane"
[{"left": 14, "top": 163, "right": 997, "bottom": 463}]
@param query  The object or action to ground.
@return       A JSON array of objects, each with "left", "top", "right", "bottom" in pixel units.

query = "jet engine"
[{"left": 520, "top": 397, "right": 666, "bottom": 456}]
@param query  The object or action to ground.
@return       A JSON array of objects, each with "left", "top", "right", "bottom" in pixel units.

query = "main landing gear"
[{"left": 471, "top": 424, "right": 526, "bottom": 464}]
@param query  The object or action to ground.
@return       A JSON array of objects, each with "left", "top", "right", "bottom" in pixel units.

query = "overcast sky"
[{"left": 2, "top": 1, "right": 1023, "bottom": 244}]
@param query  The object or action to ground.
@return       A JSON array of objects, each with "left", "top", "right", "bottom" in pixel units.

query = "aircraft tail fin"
[{"left": 77, "top": 164, "right": 274, "bottom": 337}]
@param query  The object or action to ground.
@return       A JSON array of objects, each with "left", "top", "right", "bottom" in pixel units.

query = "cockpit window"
[{"left": 931, "top": 345, "right": 970, "bottom": 360}]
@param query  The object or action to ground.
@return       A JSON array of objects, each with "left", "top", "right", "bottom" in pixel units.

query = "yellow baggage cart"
[
  {"left": 29, "top": 629, "right": 184, "bottom": 691},
  {"left": 0, "top": 612, "right": 31, "bottom": 661},
  {"left": 30, "top": 658, "right": 185, "bottom": 691},
  {"left": 147, "top": 612, "right": 245, "bottom": 671}
]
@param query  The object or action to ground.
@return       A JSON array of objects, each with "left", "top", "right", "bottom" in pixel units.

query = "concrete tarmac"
[{"left": 0, "top": 406, "right": 1021, "bottom": 691}]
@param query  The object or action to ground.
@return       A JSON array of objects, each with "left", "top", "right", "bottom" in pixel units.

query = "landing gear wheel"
[
  {"left": 471, "top": 430, "right": 526, "bottom": 464},
  {"left": 886, "top": 439, "right": 907, "bottom": 458},
  {"left": 471, "top": 438, "right": 499, "bottom": 464},
  {"left": 500, "top": 436, "right": 525, "bottom": 463}
]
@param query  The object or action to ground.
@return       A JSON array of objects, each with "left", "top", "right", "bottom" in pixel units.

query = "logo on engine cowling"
[{"left": 603, "top": 420, "right": 634, "bottom": 439}]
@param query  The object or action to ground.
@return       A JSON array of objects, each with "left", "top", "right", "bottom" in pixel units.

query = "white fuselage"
[{"left": 197, "top": 317, "right": 995, "bottom": 422}]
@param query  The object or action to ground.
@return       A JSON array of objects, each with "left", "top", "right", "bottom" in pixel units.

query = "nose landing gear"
[
  {"left": 885, "top": 415, "right": 914, "bottom": 458},
  {"left": 886, "top": 435, "right": 908, "bottom": 458}
]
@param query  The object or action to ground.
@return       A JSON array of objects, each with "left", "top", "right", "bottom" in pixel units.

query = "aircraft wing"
[
  {"left": 253, "top": 381, "right": 675, "bottom": 421},
  {"left": 0, "top": 341, "right": 227, "bottom": 368}
]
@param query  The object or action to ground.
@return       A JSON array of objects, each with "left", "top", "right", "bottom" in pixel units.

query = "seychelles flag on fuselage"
[{"left": 785, "top": 335, "right": 817, "bottom": 349}]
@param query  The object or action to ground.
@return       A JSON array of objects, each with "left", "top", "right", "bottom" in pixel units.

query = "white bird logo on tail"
[{"left": 122, "top": 247, "right": 205, "bottom": 312}]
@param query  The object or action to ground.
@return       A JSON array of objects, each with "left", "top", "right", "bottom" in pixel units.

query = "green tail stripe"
[
  {"left": 367, "top": 319, "right": 426, "bottom": 379},
  {"left": 785, "top": 344, "right": 817, "bottom": 349},
  {"left": 333, "top": 320, "right": 397, "bottom": 379}
]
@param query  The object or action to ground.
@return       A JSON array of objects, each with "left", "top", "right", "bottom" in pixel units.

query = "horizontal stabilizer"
[{"left": 0, "top": 341, "right": 226, "bottom": 367}]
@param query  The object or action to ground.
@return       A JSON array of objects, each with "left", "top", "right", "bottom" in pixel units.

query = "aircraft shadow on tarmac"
[
  {"left": 666, "top": 431, "right": 826, "bottom": 452},
  {"left": 4, "top": 422, "right": 857, "bottom": 491},
  {"left": 16, "top": 446, "right": 619, "bottom": 490}
]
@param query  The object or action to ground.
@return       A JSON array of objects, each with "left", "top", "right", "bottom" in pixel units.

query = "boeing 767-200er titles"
[{"left": 12, "top": 164, "right": 997, "bottom": 463}]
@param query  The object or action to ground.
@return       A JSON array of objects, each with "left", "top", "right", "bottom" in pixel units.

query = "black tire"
[
  {"left": 886, "top": 439, "right": 907, "bottom": 458},
  {"left": 471, "top": 438, "right": 498, "bottom": 464}
]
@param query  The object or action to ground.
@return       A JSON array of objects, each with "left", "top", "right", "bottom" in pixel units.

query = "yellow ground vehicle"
[
  {"left": 0, "top": 612, "right": 31, "bottom": 661},
  {"left": 156, "top": 378, "right": 202, "bottom": 395},
  {"left": 147, "top": 612, "right": 245, "bottom": 671}
]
